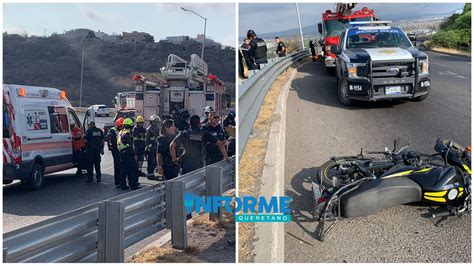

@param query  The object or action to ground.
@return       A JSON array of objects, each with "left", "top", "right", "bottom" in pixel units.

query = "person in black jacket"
[
  {"left": 107, "top": 118, "right": 124, "bottom": 187},
  {"left": 247, "top": 30, "right": 268, "bottom": 69},
  {"left": 84, "top": 121, "right": 104, "bottom": 183},
  {"left": 156, "top": 119, "right": 179, "bottom": 180}
]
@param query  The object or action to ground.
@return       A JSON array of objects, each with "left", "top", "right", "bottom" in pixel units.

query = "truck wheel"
[
  {"left": 22, "top": 162, "right": 44, "bottom": 191},
  {"left": 414, "top": 91, "right": 429, "bottom": 102},
  {"left": 337, "top": 79, "right": 353, "bottom": 106},
  {"left": 326, "top": 67, "right": 336, "bottom": 75}
]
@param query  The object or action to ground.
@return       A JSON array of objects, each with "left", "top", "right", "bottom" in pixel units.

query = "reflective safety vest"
[{"left": 117, "top": 129, "right": 131, "bottom": 151}]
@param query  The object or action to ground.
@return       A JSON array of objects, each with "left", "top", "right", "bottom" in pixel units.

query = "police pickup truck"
[{"left": 330, "top": 21, "right": 430, "bottom": 106}]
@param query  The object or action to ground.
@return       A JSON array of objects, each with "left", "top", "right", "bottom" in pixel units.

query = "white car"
[{"left": 92, "top": 104, "right": 109, "bottom": 117}]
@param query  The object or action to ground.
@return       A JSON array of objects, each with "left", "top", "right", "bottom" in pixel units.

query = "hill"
[
  {"left": 3, "top": 32, "right": 235, "bottom": 107},
  {"left": 430, "top": 3, "right": 471, "bottom": 50}
]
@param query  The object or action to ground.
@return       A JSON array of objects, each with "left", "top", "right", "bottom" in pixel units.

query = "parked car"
[
  {"left": 92, "top": 104, "right": 109, "bottom": 117},
  {"left": 3, "top": 84, "right": 85, "bottom": 190}
]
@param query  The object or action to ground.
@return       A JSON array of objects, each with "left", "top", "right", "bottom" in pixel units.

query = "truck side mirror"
[
  {"left": 317, "top": 23, "right": 323, "bottom": 35},
  {"left": 330, "top": 45, "right": 340, "bottom": 55}
]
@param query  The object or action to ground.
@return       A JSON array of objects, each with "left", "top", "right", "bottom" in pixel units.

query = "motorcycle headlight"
[
  {"left": 346, "top": 62, "right": 366, "bottom": 78},
  {"left": 419, "top": 59, "right": 429, "bottom": 75}
]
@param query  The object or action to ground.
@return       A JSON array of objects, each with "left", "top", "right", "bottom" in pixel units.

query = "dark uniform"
[
  {"left": 174, "top": 110, "right": 190, "bottom": 132},
  {"left": 145, "top": 123, "right": 160, "bottom": 176},
  {"left": 84, "top": 126, "right": 104, "bottom": 182},
  {"left": 107, "top": 126, "right": 121, "bottom": 186},
  {"left": 277, "top": 41, "right": 287, "bottom": 57},
  {"left": 157, "top": 133, "right": 179, "bottom": 180},
  {"left": 249, "top": 37, "right": 268, "bottom": 67},
  {"left": 241, "top": 43, "right": 255, "bottom": 70},
  {"left": 173, "top": 127, "right": 204, "bottom": 174},
  {"left": 202, "top": 123, "right": 226, "bottom": 165},
  {"left": 117, "top": 129, "right": 139, "bottom": 189},
  {"left": 132, "top": 125, "right": 146, "bottom": 163},
  {"left": 223, "top": 113, "right": 236, "bottom": 157}
]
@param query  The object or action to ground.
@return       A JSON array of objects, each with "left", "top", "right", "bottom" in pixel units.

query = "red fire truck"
[{"left": 317, "top": 3, "right": 376, "bottom": 73}]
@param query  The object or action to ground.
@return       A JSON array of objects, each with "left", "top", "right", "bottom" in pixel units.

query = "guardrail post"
[
  {"left": 98, "top": 201, "right": 125, "bottom": 263},
  {"left": 3, "top": 248, "right": 7, "bottom": 263},
  {"left": 206, "top": 165, "right": 224, "bottom": 221},
  {"left": 167, "top": 180, "right": 187, "bottom": 249}
]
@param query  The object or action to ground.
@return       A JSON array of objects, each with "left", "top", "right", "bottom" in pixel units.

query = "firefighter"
[
  {"left": 145, "top": 115, "right": 161, "bottom": 179},
  {"left": 275, "top": 37, "right": 287, "bottom": 57},
  {"left": 156, "top": 119, "right": 179, "bottom": 180},
  {"left": 201, "top": 106, "right": 213, "bottom": 125},
  {"left": 84, "top": 121, "right": 105, "bottom": 183},
  {"left": 247, "top": 30, "right": 268, "bottom": 69},
  {"left": 118, "top": 118, "right": 140, "bottom": 190},
  {"left": 71, "top": 123, "right": 86, "bottom": 177},
  {"left": 202, "top": 111, "right": 229, "bottom": 165},
  {"left": 107, "top": 118, "right": 124, "bottom": 188},
  {"left": 170, "top": 115, "right": 204, "bottom": 175},
  {"left": 133, "top": 116, "right": 146, "bottom": 177}
]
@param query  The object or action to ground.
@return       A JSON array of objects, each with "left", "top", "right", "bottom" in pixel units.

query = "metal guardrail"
[
  {"left": 3, "top": 157, "right": 235, "bottom": 263},
  {"left": 238, "top": 49, "right": 310, "bottom": 156}
]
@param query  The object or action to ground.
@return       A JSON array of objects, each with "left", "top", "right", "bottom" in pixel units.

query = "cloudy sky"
[
  {"left": 239, "top": 3, "right": 466, "bottom": 37},
  {"left": 4, "top": 3, "right": 236, "bottom": 47}
]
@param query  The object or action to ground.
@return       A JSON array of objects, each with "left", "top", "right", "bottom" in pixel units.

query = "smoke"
[{"left": 82, "top": 7, "right": 105, "bottom": 23}]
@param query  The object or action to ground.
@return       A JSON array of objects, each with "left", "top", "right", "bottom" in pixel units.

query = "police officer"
[
  {"left": 107, "top": 118, "right": 124, "bottom": 188},
  {"left": 145, "top": 115, "right": 161, "bottom": 179},
  {"left": 156, "top": 119, "right": 179, "bottom": 180},
  {"left": 202, "top": 111, "right": 229, "bottom": 165},
  {"left": 84, "top": 121, "right": 104, "bottom": 183},
  {"left": 275, "top": 37, "right": 287, "bottom": 57},
  {"left": 117, "top": 118, "right": 140, "bottom": 190},
  {"left": 173, "top": 109, "right": 190, "bottom": 132},
  {"left": 170, "top": 115, "right": 204, "bottom": 175},
  {"left": 201, "top": 106, "right": 213, "bottom": 126},
  {"left": 133, "top": 116, "right": 146, "bottom": 177},
  {"left": 241, "top": 38, "right": 255, "bottom": 70},
  {"left": 247, "top": 30, "right": 268, "bottom": 69}
]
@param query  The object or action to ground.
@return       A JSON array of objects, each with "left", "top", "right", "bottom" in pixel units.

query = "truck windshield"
[
  {"left": 325, "top": 17, "right": 372, "bottom": 36},
  {"left": 346, "top": 28, "right": 412, "bottom": 49}
]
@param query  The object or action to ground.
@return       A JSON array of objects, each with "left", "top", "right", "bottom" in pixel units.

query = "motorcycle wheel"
[{"left": 317, "top": 156, "right": 369, "bottom": 188}]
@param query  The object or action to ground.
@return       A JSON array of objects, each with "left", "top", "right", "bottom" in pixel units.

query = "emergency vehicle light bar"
[{"left": 349, "top": 21, "right": 392, "bottom": 27}]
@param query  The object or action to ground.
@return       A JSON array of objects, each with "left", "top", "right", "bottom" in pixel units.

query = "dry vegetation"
[{"left": 238, "top": 68, "right": 294, "bottom": 262}]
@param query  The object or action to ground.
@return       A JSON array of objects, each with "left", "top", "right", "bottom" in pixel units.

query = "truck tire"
[
  {"left": 22, "top": 162, "right": 44, "bottom": 191},
  {"left": 337, "top": 79, "right": 353, "bottom": 106},
  {"left": 326, "top": 67, "right": 336, "bottom": 75},
  {"left": 414, "top": 91, "right": 429, "bottom": 102}
]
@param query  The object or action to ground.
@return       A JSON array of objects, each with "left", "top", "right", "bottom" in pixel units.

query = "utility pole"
[
  {"left": 79, "top": 46, "right": 84, "bottom": 107},
  {"left": 181, "top": 7, "right": 208, "bottom": 59},
  {"left": 296, "top": 3, "right": 305, "bottom": 49}
]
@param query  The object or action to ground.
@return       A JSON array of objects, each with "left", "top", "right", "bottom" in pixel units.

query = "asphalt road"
[
  {"left": 2, "top": 114, "right": 166, "bottom": 258},
  {"left": 284, "top": 51, "right": 471, "bottom": 263}
]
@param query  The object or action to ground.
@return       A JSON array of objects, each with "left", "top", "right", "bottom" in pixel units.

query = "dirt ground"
[{"left": 129, "top": 197, "right": 236, "bottom": 263}]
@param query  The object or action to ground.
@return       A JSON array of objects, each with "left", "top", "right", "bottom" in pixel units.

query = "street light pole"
[
  {"left": 181, "top": 7, "right": 207, "bottom": 59},
  {"left": 79, "top": 45, "right": 84, "bottom": 107},
  {"left": 296, "top": 3, "right": 305, "bottom": 49}
]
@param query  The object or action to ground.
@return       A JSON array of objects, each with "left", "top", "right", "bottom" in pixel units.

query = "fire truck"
[
  {"left": 317, "top": 3, "right": 376, "bottom": 73},
  {"left": 96, "top": 53, "right": 230, "bottom": 132}
]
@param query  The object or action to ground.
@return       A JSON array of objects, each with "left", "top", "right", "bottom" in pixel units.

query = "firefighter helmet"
[
  {"left": 115, "top": 118, "right": 125, "bottom": 127},
  {"left": 136, "top": 116, "right": 144, "bottom": 123},
  {"left": 123, "top": 118, "right": 133, "bottom": 127}
]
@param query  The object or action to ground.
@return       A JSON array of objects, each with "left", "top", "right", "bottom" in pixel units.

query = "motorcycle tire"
[{"left": 317, "top": 156, "right": 369, "bottom": 188}]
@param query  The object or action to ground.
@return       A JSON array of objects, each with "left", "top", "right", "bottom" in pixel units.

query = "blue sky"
[
  {"left": 239, "top": 3, "right": 466, "bottom": 37},
  {"left": 4, "top": 3, "right": 236, "bottom": 47}
]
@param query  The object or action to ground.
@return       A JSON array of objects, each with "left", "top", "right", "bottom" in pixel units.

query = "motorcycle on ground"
[{"left": 312, "top": 138, "right": 471, "bottom": 241}]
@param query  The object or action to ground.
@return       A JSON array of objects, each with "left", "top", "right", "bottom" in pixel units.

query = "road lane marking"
[{"left": 438, "top": 71, "right": 469, "bottom": 80}]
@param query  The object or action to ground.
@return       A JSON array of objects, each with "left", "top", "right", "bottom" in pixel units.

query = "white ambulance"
[{"left": 3, "top": 84, "right": 85, "bottom": 190}]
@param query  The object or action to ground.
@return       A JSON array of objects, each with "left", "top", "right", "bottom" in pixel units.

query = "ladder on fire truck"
[
  {"left": 161, "top": 54, "right": 191, "bottom": 80},
  {"left": 335, "top": 3, "right": 356, "bottom": 16}
]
